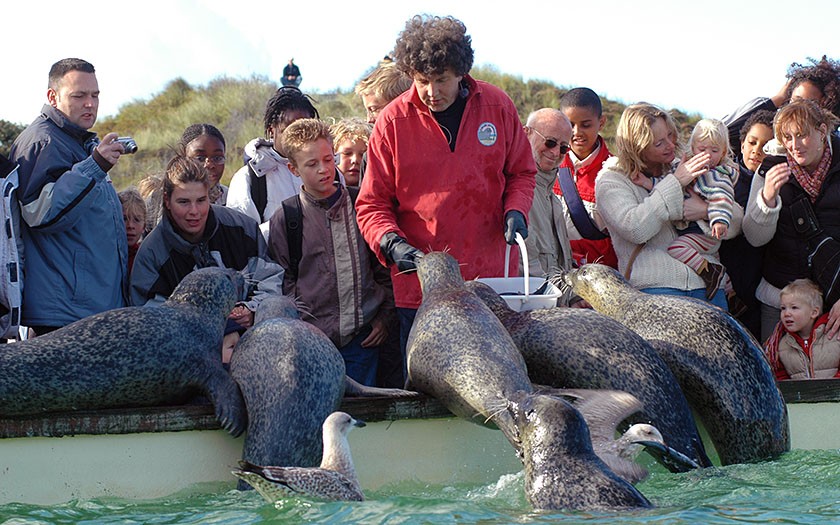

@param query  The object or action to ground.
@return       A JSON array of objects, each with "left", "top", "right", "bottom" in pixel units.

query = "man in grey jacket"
[
  {"left": 523, "top": 108, "right": 580, "bottom": 306},
  {"left": 11, "top": 58, "right": 129, "bottom": 334}
]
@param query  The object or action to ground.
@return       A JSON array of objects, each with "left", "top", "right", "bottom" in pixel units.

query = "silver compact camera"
[{"left": 115, "top": 137, "right": 138, "bottom": 154}]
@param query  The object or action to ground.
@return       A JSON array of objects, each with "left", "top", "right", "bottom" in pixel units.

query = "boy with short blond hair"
[
  {"left": 331, "top": 118, "right": 372, "bottom": 187},
  {"left": 555, "top": 87, "right": 618, "bottom": 269},
  {"left": 764, "top": 279, "right": 840, "bottom": 380},
  {"left": 354, "top": 59, "right": 412, "bottom": 124},
  {"left": 267, "top": 118, "right": 394, "bottom": 386}
]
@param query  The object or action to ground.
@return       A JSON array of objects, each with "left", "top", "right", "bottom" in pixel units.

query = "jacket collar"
[
  {"left": 40, "top": 104, "right": 97, "bottom": 144},
  {"left": 160, "top": 205, "right": 220, "bottom": 254}
]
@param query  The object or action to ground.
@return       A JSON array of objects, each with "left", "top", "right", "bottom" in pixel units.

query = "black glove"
[
  {"left": 380, "top": 232, "right": 424, "bottom": 272},
  {"left": 504, "top": 210, "right": 528, "bottom": 245}
]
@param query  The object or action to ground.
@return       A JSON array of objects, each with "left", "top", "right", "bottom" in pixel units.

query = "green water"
[{"left": 2, "top": 449, "right": 839, "bottom": 524}]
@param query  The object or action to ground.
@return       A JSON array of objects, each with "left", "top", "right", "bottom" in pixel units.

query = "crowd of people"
[{"left": 3, "top": 14, "right": 840, "bottom": 385}]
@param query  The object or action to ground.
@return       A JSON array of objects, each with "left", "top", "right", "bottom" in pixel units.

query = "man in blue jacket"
[{"left": 11, "top": 58, "right": 129, "bottom": 335}]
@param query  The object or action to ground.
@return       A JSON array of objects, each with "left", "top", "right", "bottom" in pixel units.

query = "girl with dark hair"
[
  {"left": 130, "top": 155, "right": 285, "bottom": 362},
  {"left": 226, "top": 87, "right": 320, "bottom": 239},
  {"left": 180, "top": 123, "right": 228, "bottom": 205}
]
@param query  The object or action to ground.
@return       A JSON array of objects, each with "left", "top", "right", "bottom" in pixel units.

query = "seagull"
[
  {"left": 232, "top": 411, "right": 366, "bottom": 502},
  {"left": 539, "top": 387, "right": 699, "bottom": 483}
]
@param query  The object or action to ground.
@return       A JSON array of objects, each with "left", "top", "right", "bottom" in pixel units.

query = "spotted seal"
[
  {"left": 507, "top": 390, "right": 651, "bottom": 510},
  {"left": 230, "top": 299, "right": 346, "bottom": 470},
  {"left": 563, "top": 264, "right": 790, "bottom": 464},
  {"left": 408, "top": 252, "right": 533, "bottom": 449},
  {"left": 232, "top": 411, "right": 365, "bottom": 502},
  {"left": 0, "top": 267, "right": 247, "bottom": 436},
  {"left": 465, "top": 280, "right": 711, "bottom": 470}
]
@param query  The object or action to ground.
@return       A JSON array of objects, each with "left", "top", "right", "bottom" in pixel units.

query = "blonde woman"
[{"left": 595, "top": 103, "right": 741, "bottom": 309}]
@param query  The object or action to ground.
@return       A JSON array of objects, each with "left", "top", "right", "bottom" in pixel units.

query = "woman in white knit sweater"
[{"left": 594, "top": 103, "right": 742, "bottom": 309}]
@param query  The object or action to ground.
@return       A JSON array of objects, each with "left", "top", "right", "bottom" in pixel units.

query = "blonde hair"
[
  {"left": 774, "top": 98, "right": 839, "bottom": 142},
  {"left": 330, "top": 117, "right": 372, "bottom": 148},
  {"left": 118, "top": 187, "right": 146, "bottom": 220},
  {"left": 689, "top": 118, "right": 738, "bottom": 171},
  {"left": 354, "top": 59, "right": 412, "bottom": 102},
  {"left": 614, "top": 103, "right": 682, "bottom": 176},
  {"left": 780, "top": 278, "right": 823, "bottom": 311},
  {"left": 280, "top": 118, "right": 333, "bottom": 167}
]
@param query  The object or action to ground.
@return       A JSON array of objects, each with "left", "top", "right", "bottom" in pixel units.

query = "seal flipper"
[
  {"left": 203, "top": 366, "right": 247, "bottom": 437},
  {"left": 344, "top": 376, "right": 421, "bottom": 398}
]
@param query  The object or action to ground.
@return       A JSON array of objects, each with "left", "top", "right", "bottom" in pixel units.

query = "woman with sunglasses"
[{"left": 594, "top": 103, "right": 741, "bottom": 309}]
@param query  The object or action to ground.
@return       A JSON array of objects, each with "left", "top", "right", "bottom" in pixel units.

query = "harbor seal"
[
  {"left": 506, "top": 390, "right": 651, "bottom": 510},
  {"left": 0, "top": 267, "right": 247, "bottom": 436},
  {"left": 230, "top": 304, "right": 346, "bottom": 470},
  {"left": 465, "top": 280, "right": 711, "bottom": 470},
  {"left": 563, "top": 264, "right": 790, "bottom": 464},
  {"left": 232, "top": 411, "right": 365, "bottom": 503},
  {"left": 407, "top": 252, "right": 533, "bottom": 450}
]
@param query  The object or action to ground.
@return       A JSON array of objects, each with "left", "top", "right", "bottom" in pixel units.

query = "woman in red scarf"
[{"left": 743, "top": 99, "right": 840, "bottom": 342}]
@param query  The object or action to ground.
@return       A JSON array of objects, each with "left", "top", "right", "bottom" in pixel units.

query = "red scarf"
[{"left": 788, "top": 140, "right": 832, "bottom": 202}]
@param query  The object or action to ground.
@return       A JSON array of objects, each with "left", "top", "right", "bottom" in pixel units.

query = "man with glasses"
[{"left": 523, "top": 108, "right": 579, "bottom": 305}]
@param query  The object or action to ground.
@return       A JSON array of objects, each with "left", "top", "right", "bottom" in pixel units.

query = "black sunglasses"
[{"left": 530, "top": 127, "right": 571, "bottom": 155}]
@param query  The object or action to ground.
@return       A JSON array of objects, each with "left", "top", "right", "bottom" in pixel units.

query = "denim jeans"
[
  {"left": 338, "top": 325, "right": 379, "bottom": 387},
  {"left": 396, "top": 307, "right": 418, "bottom": 379},
  {"left": 641, "top": 287, "right": 728, "bottom": 311}
]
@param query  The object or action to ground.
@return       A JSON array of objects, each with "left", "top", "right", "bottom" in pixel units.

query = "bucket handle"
[{"left": 503, "top": 232, "right": 530, "bottom": 297}]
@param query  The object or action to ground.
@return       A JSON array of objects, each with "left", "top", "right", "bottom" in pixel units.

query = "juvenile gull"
[
  {"left": 232, "top": 411, "right": 365, "bottom": 502},
  {"left": 546, "top": 388, "right": 699, "bottom": 483}
]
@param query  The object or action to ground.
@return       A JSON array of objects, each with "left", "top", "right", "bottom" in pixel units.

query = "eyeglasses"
[
  {"left": 193, "top": 155, "right": 226, "bottom": 165},
  {"left": 529, "top": 128, "right": 571, "bottom": 155}
]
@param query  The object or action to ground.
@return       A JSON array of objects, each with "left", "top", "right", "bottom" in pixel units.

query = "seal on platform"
[
  {"left": 0, "top": 267, "right": 247, "bottom": 436},
  {"left": 563, "top": 263, "right": 790, "bottom": 465}
]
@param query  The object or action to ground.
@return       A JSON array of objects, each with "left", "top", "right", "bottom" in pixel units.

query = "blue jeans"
[
  {"left": 641, "top": 287, "right": 729, "bottom": 311},
  {"left": 397, "top": 307, "right": 418, "bottom": 379},
  {"left": 338, "top": 326, "right": 379, "bottom": 387}
]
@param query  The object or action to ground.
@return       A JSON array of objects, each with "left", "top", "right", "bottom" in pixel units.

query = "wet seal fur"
[
  {"left": 231, "top": 296, "right": 345, "bottom": 470},
  {"left": 507, "top": 390, "right": 651, "bottom": 511},
  {"left": 466, "top": 280, "right": 711, "bottom": 470},
  {"left": 0, "top": 267, "right": 247, "bottom": 436},
  {"left": 564, "top": 264, "right": 790, "bottom": 464},
  {"left": 408, "top": 252, "right": 533, "bottom": 449}
]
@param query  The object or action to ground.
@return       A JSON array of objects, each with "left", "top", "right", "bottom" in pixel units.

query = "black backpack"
[{"left": 281, "top": 185, "right": 359, "bottom": 279}]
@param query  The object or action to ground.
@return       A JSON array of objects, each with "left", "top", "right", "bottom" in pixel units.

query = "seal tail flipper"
[{"left": 343, "top": 376, "right": 421, "bottom": 398}]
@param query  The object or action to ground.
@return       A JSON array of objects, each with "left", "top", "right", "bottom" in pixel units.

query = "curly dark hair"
[
  {"left": 739, "top": 109, "right": 775, "bottom": 144},
  {"left": 393, "top": 15, "right": 474, "bottom": 77},
  {"left": 785, "top": 56, "right": 840, "bottom": 117},
  {"left": 263, "top": 86, "right": 319, "bottom": 134}
]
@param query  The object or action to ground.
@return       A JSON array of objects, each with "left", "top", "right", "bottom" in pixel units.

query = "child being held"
[
  {"left": 267, "top": 118, "right": 394, "bottom": 386},
  {"left": 118, "top": 187, "right": 147, "bottom": 276},
  {"left": 330, "top": 118, "right": 372, "bottom": 187},
  {"left": 667, "top": 118, "right": 739, "bottom": 301},
  {"left": 764, "top": 279, "right": 840, "bottom": 380}
]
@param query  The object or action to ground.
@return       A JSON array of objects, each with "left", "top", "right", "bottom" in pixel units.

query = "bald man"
[{"left": 523, "top": 108, "right": 579, "bottom": 306}]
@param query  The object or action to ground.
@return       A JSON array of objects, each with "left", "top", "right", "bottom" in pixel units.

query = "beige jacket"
[{"left": 268, "top": 184, "right": 394, "bottom": 347}]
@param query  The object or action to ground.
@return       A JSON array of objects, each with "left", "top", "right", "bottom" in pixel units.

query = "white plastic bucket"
[{"left": 476, "top": 232, "right": 563, "bottom": 311}]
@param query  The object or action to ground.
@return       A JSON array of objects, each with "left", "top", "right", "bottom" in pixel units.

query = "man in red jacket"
[{"left": 355, "top": 14, "right": 536, "bottom": 356}]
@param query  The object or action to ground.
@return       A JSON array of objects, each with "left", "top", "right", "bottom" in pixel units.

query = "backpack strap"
[
  {"left": 556, "top": 167, "right": 608, "bottom": 240},
  {"left": 248, "top": 164, "right": 268, "bottom": 221},
  {"left": 281, "top": 194, "right": 303, "bottom": 279}
]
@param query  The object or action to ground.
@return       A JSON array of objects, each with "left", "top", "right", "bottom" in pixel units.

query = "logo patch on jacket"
[{"left": 477, "top": 122, "right": 497, "bottom": 146}]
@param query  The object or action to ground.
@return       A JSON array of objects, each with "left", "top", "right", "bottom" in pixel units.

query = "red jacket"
[
  {"left": 356, "top": 76, "right": 537, "bottom": 308},
  {"left": 553, "top": 136, "right": 618, "bottom": 268}
]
